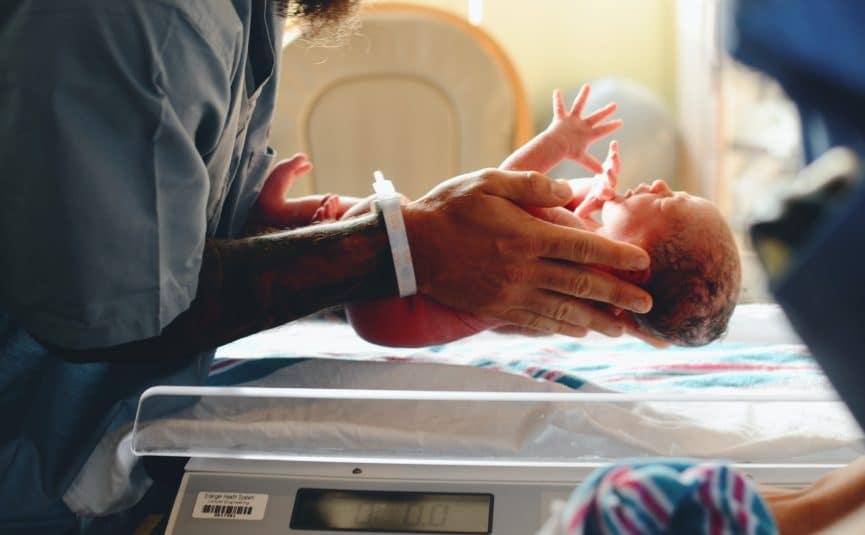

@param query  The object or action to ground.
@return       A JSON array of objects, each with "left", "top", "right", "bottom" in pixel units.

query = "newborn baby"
[
  {"left": 346, "top": 144, "right": 740, "bottom": 347},
  {"left": 259, "top": 85, "right": 740, "bottom": 347},
  {"left": 574, "top": 145, "right": 741, "bottom": 346}
]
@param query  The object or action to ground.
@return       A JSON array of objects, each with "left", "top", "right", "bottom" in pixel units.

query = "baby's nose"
[{"left": 649, "top": 180, "right": 672, "bottom": 195}]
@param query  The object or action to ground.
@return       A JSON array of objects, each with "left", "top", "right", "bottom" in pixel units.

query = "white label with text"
[{"left": 192, "top": 492, "right": 268, "bottom": 521}]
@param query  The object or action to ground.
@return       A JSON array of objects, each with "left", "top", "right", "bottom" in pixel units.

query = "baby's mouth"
[{"left": 622, "top": 183, "right": 655, "bottom": 199}]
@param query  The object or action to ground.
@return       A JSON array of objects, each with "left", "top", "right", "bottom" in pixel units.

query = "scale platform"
[{"left": 132, "top": 387, "right": 865, "bottom": 534}]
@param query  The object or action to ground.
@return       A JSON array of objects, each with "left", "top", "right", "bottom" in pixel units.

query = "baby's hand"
[
  {"left": 311, "top": 193, "right": 343, "bottom": 223},
  {"left": 546, "top": 85, "right": 622, "bottom": 174},
  {"left": 574, "top": 141, "right": 620, "bottom": 226}
]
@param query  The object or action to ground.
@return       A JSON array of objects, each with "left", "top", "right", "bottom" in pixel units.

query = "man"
[{"left": 0, "top": 0, "right": 652, "bottom": 530}]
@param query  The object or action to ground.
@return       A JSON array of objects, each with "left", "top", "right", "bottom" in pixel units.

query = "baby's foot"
[
  {"left": 263, "top": 153, "right": 313, "bottom": 198},
  {"left": 255, "top": 153, "right": 314, "bottom": 224}
]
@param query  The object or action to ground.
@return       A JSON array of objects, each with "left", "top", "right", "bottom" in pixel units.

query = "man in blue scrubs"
[
  {"left": 731, "top": 0, "right": 865, "bottom": 431},
  {"left": 0, "top": 0, "right": 655, "bottom": 531}
]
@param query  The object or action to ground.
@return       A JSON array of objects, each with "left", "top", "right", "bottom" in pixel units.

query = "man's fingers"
[
  {"left": 502, "top": 309, "right": 593, "bottom": 339},
  {"left": 569, "top": 84, "right": 591, "bottom": 116},
  {"left": 482, "top": 170, "right": 573, "bottom": 207},
  {"left": 533, "top": 291, "right": 627, "bottom": 337},
  {"left": 533, "top": 223, "right": 651, "bottom": 273},
  {"left": 585, "top": 102, "right": 617, "bottom": 125},
  {"left": 493, "top": 324, "right": 586, "bottom": 338},
  {"left": 625, "top": 324, "right": 671, "bottom": 348},
  {"left": 577, "top": 153, "right": 604, "bottom": 174},
  {"left": 510, "top": 291, "right": 626, "bottom": 337},
  {"left": 535, "top": 261, "right": 651, "bottom": 314},
  {"left": 619, "top": 315, "right": 671, "bottom": 348}
]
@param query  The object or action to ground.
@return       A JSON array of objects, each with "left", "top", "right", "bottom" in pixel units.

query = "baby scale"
[{"left": 132, "top": 387, "right": 864, "bottom": 535}]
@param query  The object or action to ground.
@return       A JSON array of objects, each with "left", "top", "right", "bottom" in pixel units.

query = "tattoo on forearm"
[{"left": 56, "top": 212, "right": 397, "bottom": 362}]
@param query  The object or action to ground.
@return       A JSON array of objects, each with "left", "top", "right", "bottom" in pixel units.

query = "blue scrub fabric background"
[
  {"left": 731, "top": 0, "right": 865, "bottom": 431},
  {"left": 0, "top": 0, "right": 283, "bottom": 532}
]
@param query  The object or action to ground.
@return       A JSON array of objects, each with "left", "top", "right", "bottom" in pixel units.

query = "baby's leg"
[
  {"left": 343, "top": 198, "right": 502, "bottom": 347},
  {"left": 346, "top": 296, "right": 503, "bottom": 347}
]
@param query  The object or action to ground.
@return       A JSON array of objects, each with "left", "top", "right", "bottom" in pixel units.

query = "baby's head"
[{"left": 598, "top": 180, "right": 741, "bottom": 346}]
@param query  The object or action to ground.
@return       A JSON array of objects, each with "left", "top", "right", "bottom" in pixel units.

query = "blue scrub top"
[
  {"left": 0, "top": 0, "right": 283, "bottom": 529},
  {"left": 730, "top": 0, "right": 865, "bottom": 430}
]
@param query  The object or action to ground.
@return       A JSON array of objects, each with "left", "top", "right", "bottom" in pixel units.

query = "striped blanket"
[
  {"left": 212, "top": 305, "right": 828, "bottom": 395},
  {"left": 539, "top": 460, "right": 776, "bottom": 535}
]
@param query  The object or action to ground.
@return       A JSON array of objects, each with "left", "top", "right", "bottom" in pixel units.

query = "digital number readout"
[{"left": 290, "top": 489, "right": 492, "bottom": 534}]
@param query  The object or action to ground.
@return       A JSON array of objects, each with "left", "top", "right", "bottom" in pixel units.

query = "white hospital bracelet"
[{"left": 372, "top": 170, "right": 417, "bottom": 297}]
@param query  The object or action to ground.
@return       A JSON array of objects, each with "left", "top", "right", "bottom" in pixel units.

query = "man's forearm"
[{"left": 57, "top": 212, "right": 397, "bottom": 362}]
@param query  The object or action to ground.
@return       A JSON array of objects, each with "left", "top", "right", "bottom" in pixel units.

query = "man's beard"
[{"left": 272, "top": 0, "right": 360, "bottom": 41}]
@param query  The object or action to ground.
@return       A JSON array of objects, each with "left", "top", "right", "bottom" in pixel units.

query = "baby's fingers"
[
  {"left": 610, "top": 140, "right": 621, "bottom": 176},
  {"left": 585, "top": 102, "right": 618, "bottom": 126},
  {"left": 553, "top": 89, "right": 567, "bottom": 119},
  {"left": 617, "top": 314, "right": 670, "bottom": 348},
  {"left": 591, "top": 120, "right": 623, "bottom": 139},
  {"left": 577, "top": 152, "right": 604, "bottom": 174},
  {"left": 601, "top": 142, "right": 620, "bottom": 188},
  {"left": 569, "top": 84, "right": 591, "bottom": 116}
]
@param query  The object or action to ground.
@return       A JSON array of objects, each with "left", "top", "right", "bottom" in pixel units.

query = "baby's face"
[{"left": 597, "top": 180, "right": 724, "bottom": 248}]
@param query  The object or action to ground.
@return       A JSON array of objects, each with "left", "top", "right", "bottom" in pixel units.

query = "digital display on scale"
[{"left": 290, "top": 489, "right": 493, "bottom": 534}]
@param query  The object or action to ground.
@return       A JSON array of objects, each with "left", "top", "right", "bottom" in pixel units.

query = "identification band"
[{"left": 373, "top": 170, "right": 417, "bottom": 297}]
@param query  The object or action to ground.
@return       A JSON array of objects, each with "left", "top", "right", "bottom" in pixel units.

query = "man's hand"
[
  {"left": 546, "top": 85, "right": 623, "bottom": 174},
  {"left": 404, "top": 169, "right": 653, "bottom": 338}
]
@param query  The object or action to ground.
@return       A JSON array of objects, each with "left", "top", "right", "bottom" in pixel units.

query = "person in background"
[
  {"left": 538, "top": 456, "right": 865, "bottom": 534},
  {"left": 0, "top": 1, "right": 655, "bottom": 530}
]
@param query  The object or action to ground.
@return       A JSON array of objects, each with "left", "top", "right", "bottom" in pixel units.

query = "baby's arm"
[
  {"left": 573, "top": 140, "right": 621, "bottom": 229},
  {"left": 501, "top": 85, "right": 622, "bottom": 174}
]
